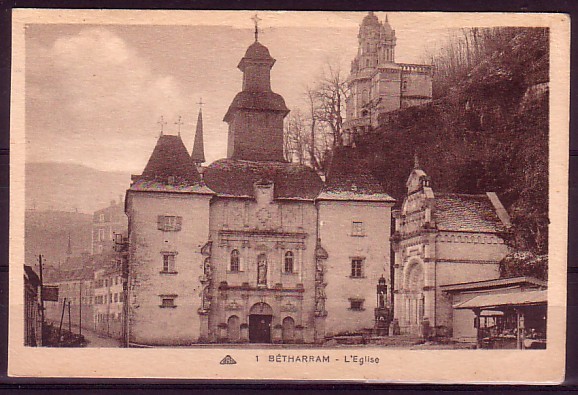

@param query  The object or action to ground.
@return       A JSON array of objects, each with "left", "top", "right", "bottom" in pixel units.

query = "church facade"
[
  {"left": 124, "top": 31, "right": 395, "bottom": 345},
  {"left": 343, "top": 12, "right": 433, "bottom": 140},
  {"left": 391, "top": 161, "right": 511, "bottom": 337}
]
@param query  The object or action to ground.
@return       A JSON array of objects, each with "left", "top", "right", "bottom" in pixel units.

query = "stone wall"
[
  {"left": 318, "top": 200, "right": 393, "bottom": 336},
  {"left": 126, "top": 191, "right": 211, "bottom": 345}
]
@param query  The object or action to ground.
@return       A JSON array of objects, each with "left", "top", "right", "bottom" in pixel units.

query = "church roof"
[
  {"left": 318, "top": 146, "right": 395, "bottom": 202},
  {"left": 223, "top": 91, "right": 289, "bottom": 122},
  {"left": 203, "top": 159, "right": 323, "bottom": 200},
  {"left": 136, "top": 134, "right": 202, "bottom": 186},
  {"left": 361, "top": 11, "right": 380, "bottom": 28},
  {"left": 192, "top": 109, "right": 206, "bottom": 163},
  {"left": 433, "top": 193, "right": 507, "bottom": 233},
  {"left": 243, "top": 41, "right": 273, "bottom": 61}
]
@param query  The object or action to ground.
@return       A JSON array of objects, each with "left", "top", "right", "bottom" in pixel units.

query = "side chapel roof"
[
  {"left": 318, "top": 146, "right": 395, "bottom": 202},
  {"left": 203, "top": 159, "right": 323, "bottom": 200},
  {"left": 433, "top": 193, "right": 507, "bottom": 233}
]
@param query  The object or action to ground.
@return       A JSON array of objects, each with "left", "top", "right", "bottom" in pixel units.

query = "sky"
[{"left": 24, "top": 11, "right": 454, "bottom": 173}]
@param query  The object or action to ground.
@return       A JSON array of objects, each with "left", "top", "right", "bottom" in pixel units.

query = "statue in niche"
[
  {"left": 201, "top": 285, "right": 211, "bottom": 311},
  {"left": 315, "top": 286, "right": 326, "bottom": 312},
  {"left": 203, "top": 258, "right": 212, "bottom": 279},
  {"left": 257, "top": 253, "right": 267, "bottom": 286}
]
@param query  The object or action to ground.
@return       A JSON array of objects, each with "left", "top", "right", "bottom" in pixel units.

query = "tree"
[{"left": 313, "top": 63, "right": 349, "bottom": 148}]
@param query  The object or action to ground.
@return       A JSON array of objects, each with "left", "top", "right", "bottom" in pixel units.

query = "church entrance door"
[
  {"left": 249, "top": 302, "right": 273, "bottom": 343},
  {"left": 249, "top": 314, "right": 272, "bottom": 343}
]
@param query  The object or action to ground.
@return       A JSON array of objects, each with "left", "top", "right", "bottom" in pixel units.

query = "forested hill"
[{"left": 357, "top": 27, "right": 549, "bottom": 255}]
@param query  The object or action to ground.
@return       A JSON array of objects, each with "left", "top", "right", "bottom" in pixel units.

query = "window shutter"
[
  {"left": 176, "top": 216, "right": 183, "bottom": 231},
  {"left": 157, "top": 215, "right": 164, "bottom": 230}
]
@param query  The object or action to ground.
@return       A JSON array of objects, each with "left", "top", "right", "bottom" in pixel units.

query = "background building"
[
  {"left": 24, "top": 265, "right": 42, "bottom": 346},
  {"left": 94, "top": 263, "right": 124, "bottom": 338},
  {"left": 343, "top": 12, "right": 433, "bottom": 140},
  {"left": 92, "top": 198, "right": 128, "bottom": 255}
]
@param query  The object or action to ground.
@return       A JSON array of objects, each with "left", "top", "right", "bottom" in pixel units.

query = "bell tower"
[{"left": 223, "top": 15, "right": 289, "bottom": 162}]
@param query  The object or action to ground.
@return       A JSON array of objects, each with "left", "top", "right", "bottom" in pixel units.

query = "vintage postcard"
[{"left": 9, "top": 10, "right": 569, "bottom": 383}]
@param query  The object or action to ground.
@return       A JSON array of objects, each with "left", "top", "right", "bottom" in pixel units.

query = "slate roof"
[
  {"left": 318, "top": 146, "right": 395, "bottom": 202},
  {"left": 24, "top": 265, "right": 41, "bottom": 287},
  {"left": 433, "top": 193, "right": 506, "bottom": 233},
  {"left": 223, "top": 91, "right": 289, "bottom": 122},
  {"left": 440, "top": 276, "right": 547, "bottom": 293},
  {"left": 135, "top": 134, "right": 202, "bottom": 187},
  {"left": 454, "top": 290, "right": 547, "bottom": 310},
  {"left": 203, "top": 159, "right": 323, "bottom": 200},
  {"left": 191, "top": 109, "right": 206, "bottom": 163}
]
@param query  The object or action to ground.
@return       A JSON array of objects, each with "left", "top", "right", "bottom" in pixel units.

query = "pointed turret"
[
  {"left": 192, "top": 107, "right": 206, "bottom": 165},
  {"left": 67, "top": 232, "right": 72, "bottom": 256}
]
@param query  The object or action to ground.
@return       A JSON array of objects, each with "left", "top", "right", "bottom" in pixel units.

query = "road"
[{"left": 47, "top": 319, "right": 122, "bottom": 348}]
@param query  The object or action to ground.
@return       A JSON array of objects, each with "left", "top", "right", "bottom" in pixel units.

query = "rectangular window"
[
  {"left": 119, "top": 292, "right": 124, "bottom": 302},
  {"left": 114, "top": 293, "right": 118, "bottom": 303},
  {"left": 351, "top": 258, "right": 364, "bottom": 278},
  {"left": 352, "top": 221, "right": 364, "bottom": 236},
  {"left": 157, "top": 215, "right": 183, "bottom": 232},
  {"left": 98, "top": 228, "right": 106, "bottom": 241},
  {"left": 162, "top": 253, "right": 176, "bottom": 273},
  {"left": 160, "top": 296, "right": 177, "bottom": 308},
  {"left": 349, "top": 299, "right": 365, "bottom": 311},
  {"left": 109, "top": 294, "right": 113, "bottom": 303}
]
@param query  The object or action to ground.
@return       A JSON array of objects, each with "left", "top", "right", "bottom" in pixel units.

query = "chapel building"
[
  {"left": 343, "top": 12, "right": 433, "bottom": 141},
  {"left": 124, "top": 31, "right": 395, "bottom": 345},
  {"left": 391, "top": 159, "right": 512, "bottom": 337}
]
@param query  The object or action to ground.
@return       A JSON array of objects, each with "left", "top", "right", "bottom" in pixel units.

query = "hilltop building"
[
  {"left": 124, "top": 28, "right": 395, "bottom": 345},
  {"left": 343, "top": 12, "right": 433, "bottom": 141}
]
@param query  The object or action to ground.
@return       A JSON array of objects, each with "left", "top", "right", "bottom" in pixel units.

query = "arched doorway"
[
  {"left": 404, "top": 261, "right": 425, "bottom": 330},
  {"left": 282, "top": 316, "right": 295, "bottom": 343},
  {"left": 227, "top": 315, "right": 241, "bottom": 342},
  {"left": 249, "top": 302, "right": 273, "bottom": 343}
]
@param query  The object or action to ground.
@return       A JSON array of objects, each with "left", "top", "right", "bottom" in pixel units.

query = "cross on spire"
[
  {"left": 251, "top": 13, "right": 261, "bottom": 42},
  {"left": 414, "top": 152, "right": 420, "bottom": 169},
  {"left": 174, "top": 115, "right": 184, "bottom": 136},
  {"left": 157, "top": 115, "right": 167, "bottom": 136},
  {"left": 197, "top": 97, "right": 204, "bottom": 109}
]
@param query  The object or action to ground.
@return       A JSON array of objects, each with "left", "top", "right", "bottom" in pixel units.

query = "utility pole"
[
  {"left": 79, "top": 282, "right": 82, "bottom": 338},
  {"left": 58, "top": 297, "right": 66, "bottom": 341},
  {"left": 68, "top": 300, "right": 72, "bottom": 334}
]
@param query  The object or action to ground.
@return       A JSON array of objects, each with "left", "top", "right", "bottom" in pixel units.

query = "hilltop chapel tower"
[{"left": 343, "top": 12, "right": 433, "bottom": 142}]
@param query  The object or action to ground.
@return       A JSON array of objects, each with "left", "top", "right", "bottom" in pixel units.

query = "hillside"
[
  {"left": 25, "top": 210, "right": 92, "bottom": 268},
  {"left": 358, "top": 27, "right": 549, "bottom": 255},
  {"left": 25, "top": 162, "right": 131, "bottom": 214}
]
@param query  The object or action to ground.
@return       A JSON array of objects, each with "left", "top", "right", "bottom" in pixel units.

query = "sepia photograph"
[{"left": 10, "top": 10, "right": 568, "bottom": 382}]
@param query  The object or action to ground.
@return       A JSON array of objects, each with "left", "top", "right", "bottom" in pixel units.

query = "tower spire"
[
  {"left": 192, "top": 99, "right": 206, "bottom": 164},
  {"left": 251, "top": 13, "right": 261, "bottom": 42},
  {"left": 67, "top": 232, "right": 72, "bottom": 256}
]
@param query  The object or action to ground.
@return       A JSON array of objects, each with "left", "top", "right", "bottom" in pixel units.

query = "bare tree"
[
  {"left": 313, "top": 63, "right": 349, "bottom": 148},
  {"left": 284, "top": 61, "right": 348, "bottom": 174}
]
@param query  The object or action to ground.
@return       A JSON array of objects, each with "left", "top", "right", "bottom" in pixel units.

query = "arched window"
[
  {"left": 284, "top": 251, "right": 294, "bottom": 273},
  {"left": 230, "top": 249, "right": 240, "bottom": 272}
]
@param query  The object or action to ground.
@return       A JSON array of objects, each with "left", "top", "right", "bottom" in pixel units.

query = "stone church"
[
  {"left": 392, "top": 159, "right": 511, "bottom": 337},
  {"left": 124, "top": 27, "right": 395, "bottom": 345},
  {"left": 343, "top": 12, "right": 433, "bottom": 140}
]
